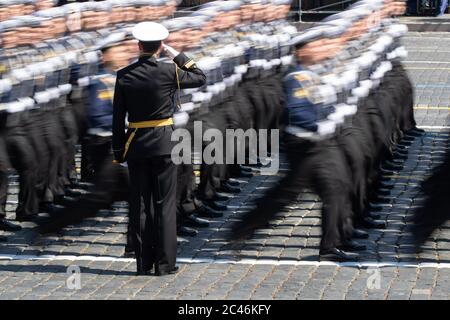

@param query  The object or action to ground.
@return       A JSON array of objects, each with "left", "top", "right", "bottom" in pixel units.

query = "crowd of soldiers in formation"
[
  {"left": 0, "top": 0, "right": 446, "bottom": 260},
  {"left": 0, "top": 0, "right": 294, "bottom": 249}
]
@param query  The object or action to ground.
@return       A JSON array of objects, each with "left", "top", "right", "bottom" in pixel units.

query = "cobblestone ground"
[{"left": 0, "top": 32, "right": 449, "bottom": 300}]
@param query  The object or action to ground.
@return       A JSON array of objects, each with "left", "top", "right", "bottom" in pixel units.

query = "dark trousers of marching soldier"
[
  {"left": 38, "top": 135, "right": 132, "bottom": 240},
  {"left": 127, "top": 156, "right": 177, "bottom": 273},
  {"left": 4, "top": 112, "right": 39, "bottom": 219},
  {"left": 239, "top": 133, "right": 353, "bottom": 251},
  {"left": 0, "top": 133, "right": 10, "bottom": 219}
]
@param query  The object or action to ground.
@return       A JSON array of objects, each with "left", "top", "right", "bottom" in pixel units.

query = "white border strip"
[
  {"left": 404, "top": 61, "right": 450, "bottom": 64},
  {"left": 1, "top": 254, "right": 450, "bottom": 269},
  {"left": 417, "top": 125, "right": 450, "bottom": 130}
]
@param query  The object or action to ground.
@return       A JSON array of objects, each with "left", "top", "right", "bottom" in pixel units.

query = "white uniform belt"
[
  {"left": 87, "top": 128, "right": 113, "bottom": 137},
  {"left": 284, "top": 126, "right": 327, "bottom": 142}
]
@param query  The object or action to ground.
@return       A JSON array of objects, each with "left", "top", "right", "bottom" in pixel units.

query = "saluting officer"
[{"left": 112, "top": 22, "right": 206, "bottom": 276}]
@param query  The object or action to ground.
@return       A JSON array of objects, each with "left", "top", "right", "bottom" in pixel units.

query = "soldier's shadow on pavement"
[{"left": 0, "top": 207, "right": 131, "bottom": 256}]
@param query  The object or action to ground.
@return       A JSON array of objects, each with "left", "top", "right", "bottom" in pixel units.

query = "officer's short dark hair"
[{"left": 140, "top": 40, "right": 162, "bottom": 54}]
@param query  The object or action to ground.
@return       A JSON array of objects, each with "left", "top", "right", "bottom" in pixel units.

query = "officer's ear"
[{"left": 138, "top": 42, "right": 143, "bottom": 52}]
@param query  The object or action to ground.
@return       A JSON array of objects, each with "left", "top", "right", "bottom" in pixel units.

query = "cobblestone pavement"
[{"left": 0, "top": 32, "right": 449, "bottom": 300}]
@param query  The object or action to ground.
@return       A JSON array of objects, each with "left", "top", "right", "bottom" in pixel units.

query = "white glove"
[
  {"left": 173, "top": 111, "right": 190, "bottom": 127},
  {"left": 163, "top": 44, "right": 180, "bottom": 59},
  {"left": 327, "top": 112, "right": 345, "bottom": 124},
  {"left": 317, "top": 120, "right": 336, "bottom": 136}
]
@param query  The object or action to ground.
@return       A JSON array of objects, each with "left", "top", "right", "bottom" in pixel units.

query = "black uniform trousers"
[
  {"left": 4, "top": 112, "right": 39, "bottom": 218},
  {"left": 47, "top": 108, "right": 70, "bottom": 200},
  {"left": 0, "top": 133, "right": 10, "bottom": 219},
  {"left": 197, "top": 104, "right": 228, "bottom": 201},
  {"left": 23, "top": 110, "right": 52, "bottom": 203},
  {"left": 39, "top": 135, "right": 132, "bottom": 248},
  {"left": 27, "top": 105, "right": 78, "bottom": 204},
  {"left": 69, "top": 87, "right": 91, "bottom": 182},
  {"left": 57, "top": 105, "right": 79, "bottom": 186},
  {"left": 127, "top": 156, "right": 177, "bottom": 273},
  {"left": 336, "top": 124, "right": 370, "bottom": 223},
  {"left": 176, "top": 163, "right": 197, "bottom": 226}
]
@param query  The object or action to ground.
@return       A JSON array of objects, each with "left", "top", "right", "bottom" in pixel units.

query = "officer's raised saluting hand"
[{"left": 162, "top": 44, "right": 180, "bottom": 60}]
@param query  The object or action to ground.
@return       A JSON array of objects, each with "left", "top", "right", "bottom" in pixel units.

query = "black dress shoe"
[
  {"left": 220, "top": 183, "right": 241, "bottom": 194},
  {"left": 239, "top": 171, "right": 254, "bottom": 178},
  {"left": 383, "top": 162, "right": 403, "bottom": 171},
  {"left": 15, "top": 214, "right": 38, "bottom": 222},
  {"left": 338, "top": 240, "right": 366, "bottom": 251},
  {"left": 195, "top": 206, "right": 223, "bottom": 218},
  {"left": 380, "top": 167, "right": 398, "bottom": 175},
  {"left": 64, "top": 188, "right": 88, "bottom": 197},
  {"left": 401, "top": 135, "right": 415, "bottom": 142},
  {"left": 376, "top": 188, "right": 391, "bottom": 196},
  {"left": 39, "top": 202, "right": 65, "bottom": 214},
  {"left": 393, "top": 153, "right": 408, "bottom": 161},
  {"left": 395, "top": 144, "right": 409, "bottom": 151},
  {"left": 372, "top": 196, "right": 392, "bottom": 204},
  {"left": 359, "top": 217, "right": 386, "bottom": 229},
  {"left": 214, "top": 193, "right": 232, "bottom": 201},
  {"left": 352, "top": 228, "right": 369, "bottom": 239},
  {"left": 391, "top": 158, "right": 405, "bottom": 165},
  {"left": 240, "top": 165, "right": 253, "bottom": 173},
  {"left": 408, "top": 127, "right": 425, "bottom": 135},
  {"left": 404, "top": 131, "right": 422, "bottom": 138},
  {"left": 204, "top": 201, "right": 228, "bottom": 211},
  {"left": 379, "top": 181, "right": 395, "bottom": 189},
  {"left": 397, "top": 141, "right": 412, "bottom": 147},
  {"left": 319, "top": 248, "right": 358, "bottom": 262},
  {"left": 71, "top": 182, "right": 94, "bottom": 190},
  {"left": 44, "top": 204, "right": 66, "bottom": 216},
  {"left": 54, "top": 196, "right": 77, "bottom": 206},
  {"left": 183, "top": 215, "right": 209, "bottom": 228},
  {"left": 177, "top": 236, "right": 190, "bottom": 245},
  {"left": 178, "top": 226, "right": 198, "bottom": 237},
  {"left": 369, "top": 203, "right": 384, "bottom": 212},
  {"left": 226, "top": 180, "right": 240, "bottom": 187},
  {"left": 155, "top": 266, "right": 179, "bottom": 276},
  {"left": 367, "top": 212, "right": 381, "bottom": 220},
  {"left": 0, "top": 218, "right": 22, "bottom": 231},
  {"left": 136, "top": 270, "right": 152, "bottom": 276},
  {"left": 0, "top": 235, "right": 7, "bottom": 242}
]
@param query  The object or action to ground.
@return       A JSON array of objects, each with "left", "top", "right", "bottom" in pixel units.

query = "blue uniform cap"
[{"left": 97, "top": 32, "right": 127, "bottom": 51}]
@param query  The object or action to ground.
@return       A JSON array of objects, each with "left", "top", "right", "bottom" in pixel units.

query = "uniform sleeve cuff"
[{"left": 173, "top": 53, "right": 192, "bottom": 69}]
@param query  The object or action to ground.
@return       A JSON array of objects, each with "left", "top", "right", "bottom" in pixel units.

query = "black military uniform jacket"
[{"left": 112, "top": 53, "right": 206, "bottom": 161}]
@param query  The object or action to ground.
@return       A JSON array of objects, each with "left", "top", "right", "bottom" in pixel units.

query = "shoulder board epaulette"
[{"left": 285, "top": 70, "right": 316, "bottom": 87}]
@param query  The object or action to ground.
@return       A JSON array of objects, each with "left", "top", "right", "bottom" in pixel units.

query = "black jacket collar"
[{"left": 138, "top": 54, "right": 157, "bottom": 65}]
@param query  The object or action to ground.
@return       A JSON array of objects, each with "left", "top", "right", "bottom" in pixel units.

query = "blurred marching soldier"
[
  {"left": 230, "top": 29, "right": 363, "bottom": 262},
  {"left": 0, "top": 102, "right": 22, "bottom": 236},
  {"left": 37, "top": 34, "right": 134, "bottom": 256},
  {"left": 320, "top": 14, "right": 389, "bottom": 231},
  {"left": 112, "top": 22, "right": 206, "bottom": 275}
]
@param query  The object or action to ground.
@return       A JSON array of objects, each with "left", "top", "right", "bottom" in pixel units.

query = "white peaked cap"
[{"left": 132, "top": 22, "right": 169, "bottom": 42}]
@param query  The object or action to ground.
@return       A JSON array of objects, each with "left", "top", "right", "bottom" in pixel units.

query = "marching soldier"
[
  {"left": 0, "top": 99, "right": 22, "bottom": 235},
  {"left": 112, "top": 22, "right": 206, "bottom": 275},
  {"left": 229, "top": 28, "right": 361, "bottom": 261},
  {"left": 38, "top": 33, "right": 134, "bottom": 256}
]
